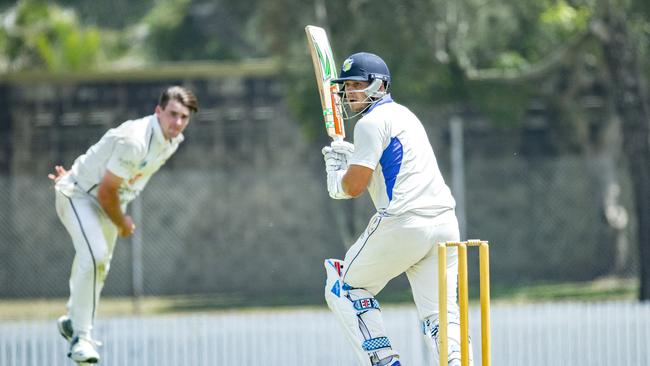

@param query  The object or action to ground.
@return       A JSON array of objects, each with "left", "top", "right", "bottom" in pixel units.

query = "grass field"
[{"left": 0, "top": 277, "right": 637, "bottom": 321}]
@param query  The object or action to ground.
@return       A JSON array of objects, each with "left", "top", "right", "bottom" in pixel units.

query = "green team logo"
[{"left": 342, "top": 58, "right": 353, "bottom": 72}]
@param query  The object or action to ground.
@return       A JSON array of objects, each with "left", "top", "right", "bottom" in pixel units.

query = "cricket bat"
[{"left": 305, "top": 25, "right": 345, "bottom": 140}]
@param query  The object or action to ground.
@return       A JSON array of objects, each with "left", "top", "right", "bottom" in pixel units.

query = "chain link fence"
[{"left": 0, "top": 74, "right": 638, "bottom": 301}]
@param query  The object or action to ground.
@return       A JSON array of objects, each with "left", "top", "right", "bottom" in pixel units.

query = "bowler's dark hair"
[{"left": 159, "top": 86, "right": 199, "bottom": 113}]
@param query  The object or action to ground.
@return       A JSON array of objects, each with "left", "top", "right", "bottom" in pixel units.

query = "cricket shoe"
[
  {"left": 57, "top": 315, "right": 73, "bottom": 341},
  {"left": 68, "top": 336, "right": 100, "bottom": 364}
]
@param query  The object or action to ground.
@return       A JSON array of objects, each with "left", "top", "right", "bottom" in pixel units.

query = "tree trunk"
[{"left": 598, "top": 11, "right": 650, "bottom": 300}]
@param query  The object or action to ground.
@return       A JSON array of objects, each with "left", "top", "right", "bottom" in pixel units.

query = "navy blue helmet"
[{"left": 332, "top": 52, "right": 391, "bottom": 89}]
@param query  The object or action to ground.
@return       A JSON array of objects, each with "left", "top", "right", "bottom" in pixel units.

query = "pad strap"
[
  {"left": 362, "top": 336, "right": 391, "bottom": 352},
  {"left": 353, "top": 298, "right": 380, "bottom": 311}
]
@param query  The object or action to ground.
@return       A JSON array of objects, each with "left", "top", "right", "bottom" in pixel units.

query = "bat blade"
[{"left": 305, "top": 25, "right": 345, "bottom": 140}]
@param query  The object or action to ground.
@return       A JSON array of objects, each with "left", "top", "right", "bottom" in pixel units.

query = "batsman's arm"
[
  {"left": 338, "top": 116, "right": 384, "bottom": 197},
  {"left": 341, "top": 165, "right": 373, "bottom": 198},
  {"left": 97, "top": 170, "right": 135, "bottom": 237}
]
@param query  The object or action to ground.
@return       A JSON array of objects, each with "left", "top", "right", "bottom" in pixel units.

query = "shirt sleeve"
[
  {"left": 106, "top": 138, "right": 142, "bottom": 179},
  {"left": 349, "top": 117, "right": 387, "bottom": 170}
]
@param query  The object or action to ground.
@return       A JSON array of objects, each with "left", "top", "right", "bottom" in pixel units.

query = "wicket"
[{"left": 437, "top": 240, "right": 491, "bottom": 366}]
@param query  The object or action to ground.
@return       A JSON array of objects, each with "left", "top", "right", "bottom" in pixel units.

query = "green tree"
[
  {"left": 593, "top": 0, "right": 650, "bottom": 300},
  {"left": 261, "top": 0, "right": 650, "bottom": 299},
  {"left": 430, "top": 0, "right": 650, "bottom": 300},
  {"left": 141, "top": 0, "right": 264, "bottom": 62},
  {"left": 0, "top": 0, "right": 104, "bottom": 72}
]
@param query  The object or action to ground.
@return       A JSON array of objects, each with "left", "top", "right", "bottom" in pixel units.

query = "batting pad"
[
  {"left": 422, "top": 313, "right": 474, "bottom": 366},
  {"left": 324, "top": 259, "right": 398, "bottom": 365}
]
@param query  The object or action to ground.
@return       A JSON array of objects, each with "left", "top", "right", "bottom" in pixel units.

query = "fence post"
[
  {"left": 131, "top": 196, "right": 143, "bottom": 313},
  {"left": 450, "top": 116, "right": 466, "bottom": 240}
]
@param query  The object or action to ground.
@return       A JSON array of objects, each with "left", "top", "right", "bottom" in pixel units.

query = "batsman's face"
[
  {"left": 156, "top": 100, "right": 191, "bottom": 140},
  {"left": 343, "top": 80, "right": 371, "bottom": 113}
]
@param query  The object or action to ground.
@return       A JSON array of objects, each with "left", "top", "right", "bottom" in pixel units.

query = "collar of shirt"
[{"left": 365, "top": 94, "right": 394, "bottom": 114}]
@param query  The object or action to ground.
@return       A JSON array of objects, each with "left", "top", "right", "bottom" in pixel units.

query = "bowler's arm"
[{"left": 97, "top": 170, "right": 135, "bottom": 237}]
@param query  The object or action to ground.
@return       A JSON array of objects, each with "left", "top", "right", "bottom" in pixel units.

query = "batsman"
[{"left": 321, "top": 52, "right": 472, "bottom": 366}]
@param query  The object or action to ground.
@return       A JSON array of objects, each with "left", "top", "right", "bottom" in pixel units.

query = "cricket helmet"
[{"left": 332, "top": 52, "right": 391, "bottom": 90}]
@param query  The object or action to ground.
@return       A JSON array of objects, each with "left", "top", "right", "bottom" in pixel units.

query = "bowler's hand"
[
  {"left": 47, "top": 165, "right": 68, "bottom": 184},
  {"left": 119, "top": 216, "right": 136, "bottom": 237}
]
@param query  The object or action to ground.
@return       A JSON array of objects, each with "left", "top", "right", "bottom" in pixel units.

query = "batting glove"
[
  {"left": 322, "top": 146, "right": 348, "bottom": 172},
  {"left": 327, "top": 169, "right": 352, "bottom": 200},
  {"left": 330, "top": 140, "right": 354, "bottom": 159}
]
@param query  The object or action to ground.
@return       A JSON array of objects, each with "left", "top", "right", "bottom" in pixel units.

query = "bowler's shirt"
[
  {"left": 349, "top": 95, "right": 455, "bottom": 216},
  {"left": 56, "top": 114, "right": 183, "bottom": 205}
]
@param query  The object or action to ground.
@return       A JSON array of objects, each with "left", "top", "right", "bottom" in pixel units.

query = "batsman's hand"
[
  {"left": 118, "top": 216, "right": 136, "bottom": 237},
  {"left": 327, "top": 169, "right": 352, "bottom": 199},
  {"left": 322, "top": 140, "right": 355, "bottom": 172},
  {"left": 330, "top": 140, "right": 354, "bottom": 158},
  {"left": 322, "top": 147, "right": 347, "bottom": 172}
]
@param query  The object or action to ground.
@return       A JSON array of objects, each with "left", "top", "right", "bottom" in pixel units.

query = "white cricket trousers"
[
  {"left": 55, "top": 190, "right": 118, "bottom": 336},
  {"left": 342, "top": 209, "right": 460, "bottom": 319}
]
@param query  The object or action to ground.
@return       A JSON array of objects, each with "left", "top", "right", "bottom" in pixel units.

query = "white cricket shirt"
[
  {"left": 349, "top": 95, "right": 455, "bottom": 216},
  {"left": 56, "top": 114, "right": 183, "bottom": 205}
]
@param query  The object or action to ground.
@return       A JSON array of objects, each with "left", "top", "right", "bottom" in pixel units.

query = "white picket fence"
[{"left": 1, "top": 301, "right": 649, "bottom": 366}]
